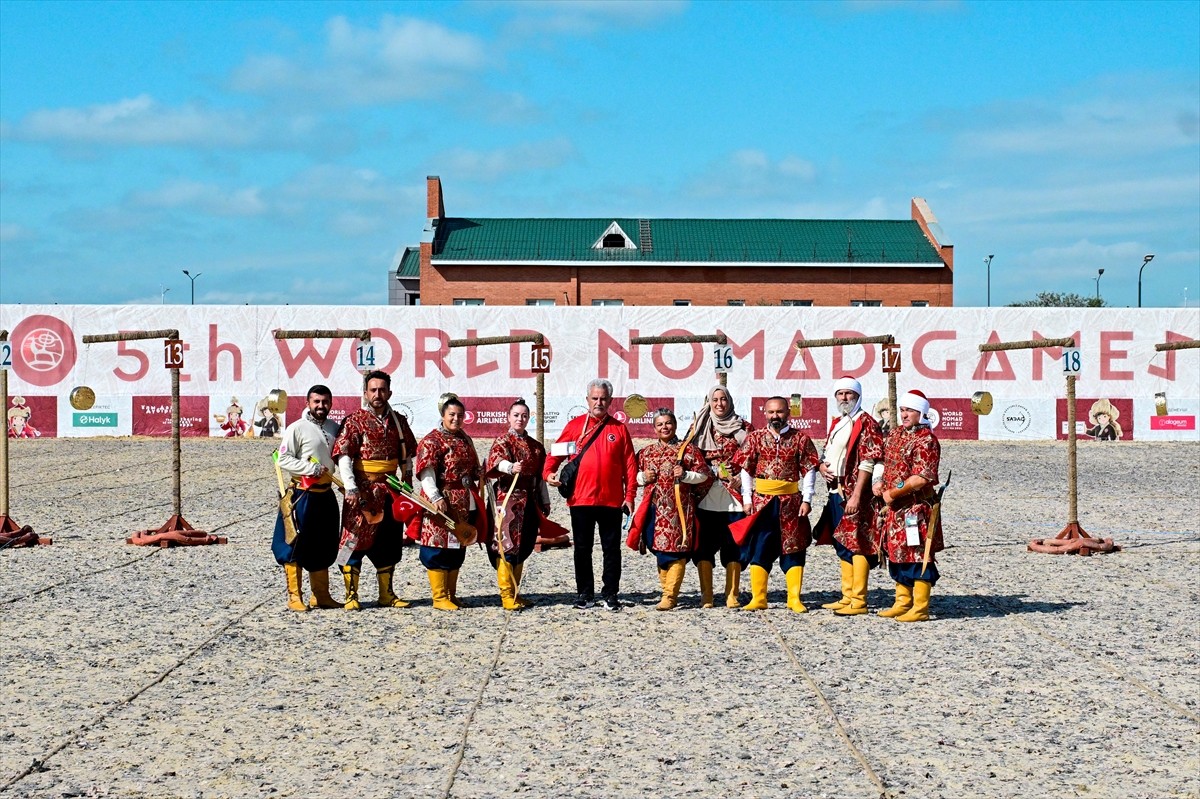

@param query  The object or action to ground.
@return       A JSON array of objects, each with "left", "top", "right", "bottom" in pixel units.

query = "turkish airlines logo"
[{"left": 11, "top": 314, "right": 78, "bottom": 387}]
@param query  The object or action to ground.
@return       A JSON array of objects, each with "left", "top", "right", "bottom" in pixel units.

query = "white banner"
[{"left": 1, "top": 305, "right": 1196, "bottom": 442}]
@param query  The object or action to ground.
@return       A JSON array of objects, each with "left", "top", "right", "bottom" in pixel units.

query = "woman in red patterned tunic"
[
  {"left": 415, "top": 397, "right": 483, "bottom": 611},
  {"left": 485, "top": 399, "right": 549, "bottom": 611},
  {"left": 873, "top": 390, "right": 943, "bottom": 622},
  {"left": 630, "top": 409, "right": 712, "bottom": 610},
  {"left": 691, "top": 385, "right": 753, "bottom": 608}
]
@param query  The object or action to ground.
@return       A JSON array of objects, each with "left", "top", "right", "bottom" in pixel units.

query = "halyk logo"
[
  {"left": 1002, "top": 404, "right": 1031, "bottom": 434},
  {"left": 11, "top": 314, "right": 78, "bottom": 387}
]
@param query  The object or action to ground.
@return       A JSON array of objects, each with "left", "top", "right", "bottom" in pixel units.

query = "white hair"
[{"left": 586, "top": 378, "right": 613, "bottom": 397}]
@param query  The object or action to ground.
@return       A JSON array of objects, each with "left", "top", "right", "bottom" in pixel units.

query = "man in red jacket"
[{"left": 545, "top": 379, "right": 638, "bottom": 611}]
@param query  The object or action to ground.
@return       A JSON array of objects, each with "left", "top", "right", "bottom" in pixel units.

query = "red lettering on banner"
[
  {"left": 208, "top": 324, "right": 242, "bottom": 382},
  {"left": 777, "top": 332, "right": 819, "bottom": 380},
  {"left": 365, "top": 328, "right": 402, "bottom": 374},
  {"left": 972, "top": 332, "right": 1016, "bottom": 381},
  {"left": 651, "top": 329, "right": 703, "bottom": 380},
  {"left": 275, "top": 337, "right": 341, "bottom": 379},
  {"left": 724, "top": 329, "right": 765, "bottom": 380},
  {"left": 1100, "top": 331, "right": 1134, "bottom": 380},
  {"left": 508, "top": 329, "right": 544, "bottom": 379},
  {"left": 415, "top": 329, "right": 451, "bottom": 378},
  {"left": 465, "top": 328, "right": 499, "bottom": 378},
  {"left": 832, "top": 330, "right": 873, "bottom": 379},
  {"left": 598, "top": 328, "right": 639, "bottom": 379},
  {"left": 114, "top": 337, "right": 150, "bottom": 381},
  {"left": 912, "top": 330, "right": 956, "bottom": 380},
  {"left": 179, "top": 341, "right": 192, "bottom": 383},
  {"left": 1031, "top": 330, "right": 1080, "bottom": 381},
  {"left": 1148, "top": 331, "right": 1192, "bottom": 381}
]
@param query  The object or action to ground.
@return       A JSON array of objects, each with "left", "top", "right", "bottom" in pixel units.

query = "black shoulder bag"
[{"left": 556, "top": 417, "right": 608, "bottom": 500}]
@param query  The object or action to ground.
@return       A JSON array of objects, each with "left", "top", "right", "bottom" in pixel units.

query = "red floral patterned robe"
[
  {"left": 485, "top": 430, "right": 547, "bottom": 557},
  {"left": 698, "top": 419, "right": 752, "bottom": 508},
  {"left": 633, "top": 441, "right": 713, "bottom": 553},
  {"left": 877, "top": 425, "right": 942, "bottom": 563},
  {"left": 828, "top": 412, "right": 885, "bottom": 555},
  {"left": 332, "top": 409, "right": 415, "bottom": 550},
  {"left": 733, "top": 428, "right": 820, "bottom": 554},
  {"left": 415, "top": 428, "right": 482, "bottom": 549}
]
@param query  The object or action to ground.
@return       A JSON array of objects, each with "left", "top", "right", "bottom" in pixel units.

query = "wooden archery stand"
[
  {"left": 446, "top": 333, "right": 565, "bottom": 551},
  {"left": 82, "top": 329, "right": 226, "bottom": 547},
  {"left": 978, "top": 337, "right": 1117, "bottom": 555},
  {"left": 793, "top": 334, "right": 899, "bottom": 428},
  {"left": 0, "top": 329, "right": 52, "bottom": 548},
  {"left": 1154, "top": 340, "right": 1200, "bottom": 352},
  {"left": 630, "top": 333, "right": 730, "bottom": 388}
]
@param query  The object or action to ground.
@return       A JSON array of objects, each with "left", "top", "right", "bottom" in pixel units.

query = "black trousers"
[{"left": 570, "top": 505, "right": 623, "bottom": 600}]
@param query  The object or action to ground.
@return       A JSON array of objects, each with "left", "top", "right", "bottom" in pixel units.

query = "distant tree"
[{"left": 1008, "top": 292, "right": 1106, "bottom": 308}]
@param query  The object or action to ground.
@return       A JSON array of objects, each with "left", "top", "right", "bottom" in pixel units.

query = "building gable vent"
[
  {"left": 592, "top": 221, "right": 636, "bottom": 250},
  {"left": 638, "top": 219, "right": 653, "bottom": 254}
]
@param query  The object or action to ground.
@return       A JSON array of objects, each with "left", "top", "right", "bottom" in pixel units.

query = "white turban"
[
  {"left": 832, "top": 376, "right": 863, "bottom": 418},
  {"left": 898, "top": 390, "right": 931, "bottom": 421}
]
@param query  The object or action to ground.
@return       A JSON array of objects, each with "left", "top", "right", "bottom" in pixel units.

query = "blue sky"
[{"left": 1, "top": 0, "right": 1197, "bottom": 307}]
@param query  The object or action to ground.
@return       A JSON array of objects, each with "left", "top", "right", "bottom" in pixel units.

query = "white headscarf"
[
  {"left": 828, "top": 377, "right": 865, "bottom": 439},
  {"left": 693, "top": 385, "right": 749, "bottom": 450}
]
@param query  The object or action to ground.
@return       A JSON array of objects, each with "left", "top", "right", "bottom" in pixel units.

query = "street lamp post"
[
  {"left": 182, "top": 270, "right": 202, "bottom": 305},
  {"left": 1094, "top": 268, "right": 1105, "bottom": 303},
  {"left": 984, "top": 254, "right": 994, "bottom": 307},
  {"left": 1137, "top": 254, "right": 1155, "bottom": 308}
]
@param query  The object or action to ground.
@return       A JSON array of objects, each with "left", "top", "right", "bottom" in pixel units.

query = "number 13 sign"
[{"left": 164, "top": 339, "right": 184, "bottom": 369}]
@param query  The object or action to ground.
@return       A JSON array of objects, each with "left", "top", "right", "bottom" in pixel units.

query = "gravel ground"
[{"left": 1, "top": 437, "right": 1197, "bottom": 799}]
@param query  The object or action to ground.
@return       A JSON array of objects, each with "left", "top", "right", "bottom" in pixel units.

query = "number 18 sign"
[{"left": 1062, "top": 347, "right": 1082, "bottom": 375}]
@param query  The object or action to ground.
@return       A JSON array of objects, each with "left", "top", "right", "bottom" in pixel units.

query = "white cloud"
[
  {"left": 230, "top": 16, "right": 487, "bottom": 105},
  {"left": 130, "top": 180, "right": 269, "bottom": 217},
  {"left": 685, "top": 149, "right": 819, "bottom": 201},
  {"left": 4, "top": 95, "right": 259, "bottom": 147},
  {"left": 0, "top": 223, "right": 35, "bottom": 243},
  {"left": 280, "top": 164, "right": 421, "bottom": 206},
  {"left": 497, "top": 0, "right": 687, "bottom": 37},
  {"left": 439, "top": 138, "right": 578, "bottom": 181}
]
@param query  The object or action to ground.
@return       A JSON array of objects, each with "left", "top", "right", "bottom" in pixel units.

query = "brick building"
[{"left": 389, "top": 176, "right": 954, "bottom": 307}]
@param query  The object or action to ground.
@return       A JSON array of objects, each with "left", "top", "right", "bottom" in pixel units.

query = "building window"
[
  {"left": 851, "top": 300, "right": 883, "bottom": 307},
  {"left": 602, "top": 233, "right": 627, "bottom": 248},
  {"left": 592, "top": 299, "right": 623, "bottom": 306},
  {"left": 728, "top": 299, "right": 745, "bottom": 306},
  {"left": 526, "top": 299, "right": 556, "bottom": 306},
  {"left": 453, "top": 298, "right": 485, "bottom": 306},
  {"left": 782, "top": 299, "right": 813, "bottom": 307},
  {"left": 674, "top": 299, "right": 691, "bottom": 306},
  {"left": 911, "top": 300, "right": 930, "bottom": 307},
  {"left": 409, "top": 295, "right": 421, "bottom": 306}
]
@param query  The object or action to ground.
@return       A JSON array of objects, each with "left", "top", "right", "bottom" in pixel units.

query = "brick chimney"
[{"left": 427, "top": 175, "right": 445, "bottom": 221}]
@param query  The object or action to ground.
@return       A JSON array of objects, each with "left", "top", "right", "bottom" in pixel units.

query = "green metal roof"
[
  {"left": 431, "top": 218, "right": 944, "bottom": 265},
  {"left": 395, "top": 246, "right": 420, "bottom": 278}
]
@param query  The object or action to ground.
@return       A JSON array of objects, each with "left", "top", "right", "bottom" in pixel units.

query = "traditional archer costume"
[
  {"left": 813, "top": 377, "right": 884, "bottom": 616},
  {"left": 875, "top": 390, "right": 943, "bottom": 622},
  {"left": 485, "top": 427, "right": 550, "bottom": 610},
  {"left": 629, "top": 438, "right": 711, "bottom": 610},
  {"left": 732, "top": 424, "right": 819, "bottom": 612},
  {"left": 273, "top": 410, "right": 342, "bottom": 611},
  {"left": 332, "top": 406, "right": 417, "bottom": 610},
  {"left": 415, "top": 426, "right": 486, "bottom": 611}
]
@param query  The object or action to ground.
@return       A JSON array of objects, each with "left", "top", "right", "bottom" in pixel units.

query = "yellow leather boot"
[
  {"left": 895, "top": 580, "right": 931, "bottom": 622},
  {"left": 834, "top": 556, "right": 870, "bottom": 616},
  {"left": 785, "top": 566, "right": 807, "bottom": 613},
  {"left": 428, "top": 569, "right": 459, "bottom": 611},
  {"left": 340, "top": 565, "right": 361, "bottom": 611},
  {"left": 284, "top": 562, "right": 308, "bottom": 613},
  {"left": 656, "top": 560, "right": 686, "bottom": 611},
  {"left": 725, "top": 562, "right": 743, "bottom": 608},
  {"left": 511, "top": 563, "right": 530, "bottom": 609},
  {"left": 375, "top": 565, "right": 411, "bottom": 608},
  {"left": 697, "top": 561, "right": 715, "bottom": 608},
  {"left": 822, "top": 559, "right": 853, "bottom": 610},
  {"left": 877, "top": 583, "right": 913, "bottom": 618},
  {"left": 307, "top": 569, "right": 342, "bottom": 609},
  {"left": 742, "top": 564, "right": 769, "bottom": 610},
  {"left": 447, "top": 569, "right": 463, "bottom": 609},
  {"left": 497, "top": 559, "right": 520, "bottom": 611}
]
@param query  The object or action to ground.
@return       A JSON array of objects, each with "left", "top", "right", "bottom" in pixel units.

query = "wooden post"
[
  {"left": 446, "top": 333, "right": 547, "bottom": 444},
  {"left": 978, "top": 336, "right": 1115, "bottom": 554},
  {"left": 0, "top": 329, "right": 49, "bottom": 545},
  {"left": 630, "top": 332, "right": 729, "bottom": 387},
  {"left": 793, "top": 334, "right": 898, "bottom": 429},
  {"left": 82, "top": 329, "right": 224, "bottom": 546}
]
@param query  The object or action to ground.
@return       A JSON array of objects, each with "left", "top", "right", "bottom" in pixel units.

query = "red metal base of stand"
[
  {"left": 1028, "top": 521, "right": 1119, "bottom": 555},
  {"left": 0, "top": 514, "right": 52, "bottom": 548},
  {"left": 534, "top": 534, "right": 571, "bottom": 553},
  {"left": 127, "top": 514, "right": 227, "bottom": 547}
]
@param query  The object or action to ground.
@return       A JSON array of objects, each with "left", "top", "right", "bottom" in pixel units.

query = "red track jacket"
[{"left": 543, "top": 413, "right": 637, "bottom": 508}]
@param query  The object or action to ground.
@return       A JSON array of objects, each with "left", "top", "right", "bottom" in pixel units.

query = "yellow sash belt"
[
  {"left": 358, "top": 458, "right": 399, "bottom": 474},
  {"left": 755, "top": 478, "right": 799, "bottom": 495}
]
